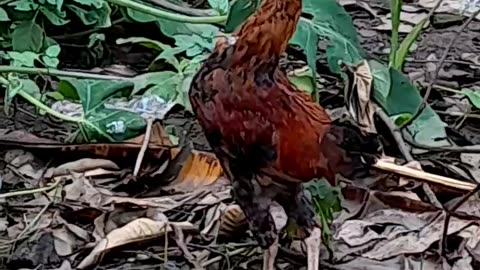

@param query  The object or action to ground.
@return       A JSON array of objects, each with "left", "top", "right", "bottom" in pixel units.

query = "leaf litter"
[{"left": 2, "top": 0, "right": 480, "bottom": 269}]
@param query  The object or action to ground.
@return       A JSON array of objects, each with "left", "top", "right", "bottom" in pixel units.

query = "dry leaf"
[
  {"left": 343, "top": 60, "right": 376, "bottom": 134},
  {"left": 169, "top": 148, "right": 223, "bottom": 189},
  {"left": 77, "top": 218, "right": 196, "bottom": 269}
]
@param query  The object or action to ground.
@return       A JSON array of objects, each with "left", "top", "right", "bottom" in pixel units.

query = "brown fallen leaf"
[
  {"left": 168, "top": 148, "right": 223, "bottom": 190},
  {"left": 76, "top": 218, "right": 196, "bottom": 269}
]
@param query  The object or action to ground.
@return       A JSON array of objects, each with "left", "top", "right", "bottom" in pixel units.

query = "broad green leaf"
[
  {"left": 126, "top": 7, "right": 157, "bottom": 22},
  {"left": 7, "top": 51, "right": 39, "bottom": 67},
  {"left": 389, "top": 0, "right": 402, "bottom": 67},
  {"left": 289, "top": 0, "right": 449, "bottom": 147},
  {"left": 391, "top": 112, "right": 413, "bottom": 126},
  {"left": 81, "top": 108, "right": 146, "bottom": 142},
  {"left": 386, "top": 68, "right": 448, "bottom": 146},
  {"left": 59, "top": 78, "right": 133, "bottom": 113},
  {"left": 131, "top": 71, "right": 178, "bottom": 96},
  {"left": 67, "top": 2, "right": 111, "bottom": 27},
  {"left": 463, "top": 88, "right": 480, "bottom": 109},
  {"left": 41, "top": 55, "right": 59, "bottom": 67},
  {"left": 4, "top": 75, "right": 40, "bottom": 115},
  {"left": 394, "top": 18, "right": 427, "bottom": 70},
  {"left": 208, "top": 0, "right": 229, "bottom": 15},
  {"left": 72, "top": 0, "right": 104, "bottom": 8},
  {"left": 88, "top": 33, "right": 105, "bottom": 48},
  {"left": 156, "top": 18, "right": 219, "bottom": 53},
  {"left": 8, "top": 0, "right": 39, "bottom": 11},
  {"left": 116, "top": 37, "right": 183, "bottom": 68},
  {"left": 224, "top": 0, "right": 260, "bottom": 33},
  {"left": 57, "top": 80, "right": 80, "bottom": 100},
  {"left": 287, "top": 67, "right": 316, "bottom": 94},
  {"left": 116, "top": 37, "right": 169, "bottom": 51},
  {"left": 12, "top": 20, "right": 45, "bottom": 52},
  {"left": 369, "top": 59, "right": 391, "bottom": 105},
  {"left": 45, "top": 44, "right": 61, "bottom": 57},
  {"left": 40, "top": 6, "right": 70, "bottom": 26},
  {"left": 0, "top": 8, "right": 10, "bottom": 21}
]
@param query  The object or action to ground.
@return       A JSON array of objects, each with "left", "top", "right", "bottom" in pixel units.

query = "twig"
[
  {"left": 0, "top": 178, "right": 63, "bottom": 199},
  {"left": 144, "top": 0, "right": 217, "bottom": 16},
  {"left": 375, "top": 107, "right": 442, "bottom": 208},
  {"left": 374, "top": 106, "right": 413, "bottom": 162},
  {"left": 0, "top": 66, "right": 131, "bottom": 80},
  {"left": 372, "top": 159, "right": 476, "bottom": 191},
  {"left": 105, "top": 0, "right": 226, "bottom": 24},
  {"left": 405, "top": 137, "right": 480, "bottom": 153},
  {"left": 133, "top": 118, "right": 154, "bottom": 176},
  {"left": 201, "top": 247, "right": 249, "bottom": 267},
  {"left": 173, "top": 226, "right": 204, "bottom": 270},
  {"left": 399, "top": 8, "right": 480, "bottom": 130},
  {"left": 440, "top": 183, "right": 480, "bottom": 256}
]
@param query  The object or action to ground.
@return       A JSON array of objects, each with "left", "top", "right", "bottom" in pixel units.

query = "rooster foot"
[
  {"left": 305, "top": 227, "right": 321, "bottom": 270},
  {"left": 262, "top": 202, "right": 288, "bottom": 270}
]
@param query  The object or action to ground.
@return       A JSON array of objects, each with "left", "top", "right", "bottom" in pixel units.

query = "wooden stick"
[{"left": 372, "top": 159, "right": 476, "bottom": 191}]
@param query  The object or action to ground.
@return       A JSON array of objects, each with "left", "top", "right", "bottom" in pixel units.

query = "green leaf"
[
  {"left": 59, "top": 78, "right": 133, "bottom": 113},
  {"left": 287, "top": 67, "right": 316, "bottom": 95},
  {"left": 8, "top": 0, "right": 39, "bottom": 11},
  {"left": 391, "top": 112, "right": 413, "bottom": 126},
  {"left": 369, "top": 59, "right": 391, "bottom": 105},
  {"left": 208, "top": 0, "right": 229, "bottom": 15},
  {"left": 463, "top": 88, "right": 480, "bottom": 109},
  {"left": 0, "top": 8, "right": 10, "bottom": 21},
  {"left": 40, "top": 6, "right": 70, "bottom": 26},
  {"left": 67, "top": 2, "right": 111, "bottom": 27},
  {"left": 382, "top": 67, "right": 449, "bottom": 146},
  {"left": 7, "top": 51, "right": 39, "bottom": 67},
  {"left": 224, "top": 0, "right": 260, "bottom": 33},
  {"left": 72, "top": 0, "right": 104, "bottom": 8},
  {"left": 41, "top": 55, "right": 59, "bottom": 67},
  {"left": 126, "top": 7, "right": 157, "bottom": 22},
  {"left": 81, "top": 108, "right": 146, "bottom": 142},
  {"left": 131, "top": 71, "right": 178, "bottom": 96},
  {"left": 12, "top": 20, "right": 45, "bottom": 53},
  {"left": 389, "top": 0, "right": 402, "bottom": 67},
  {"left": 45, "top": 44, "right": 61, "bottom": 57},
  {"left": 4, "top": 75, "right": 40, "bottom": 115},
  {"left": 394, "top": 18, "right": 426, "bottom": 70},
  {"left": 57, "top": 80, "right": 79, "bottom": 100},
  {"left": 156, "top": 18, "right": 219, "bottom": 54}
]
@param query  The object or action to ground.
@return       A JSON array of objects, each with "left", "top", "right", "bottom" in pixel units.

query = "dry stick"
[
  {"left": 440, "top": 183, "right": 480, "bottom": 256},
  {"left": 375, "top": 107, "right": 442, "bottom": 208},
  {"left": 133, "top": 117, "right": 154, "bottom": 176},
  {"left": 0, "top": 177, "right": 63, "bottom": 199},
  {"left": 399, "top": 8, "right": 480, "bottom": 130},
  {"left": 372, "top": 159, "right": 476, "bottom": 191}
]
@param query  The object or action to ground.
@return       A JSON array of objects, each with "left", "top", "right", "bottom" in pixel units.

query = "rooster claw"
[{"left": 305, "top": 227, "right": 321, "bottom": 270}]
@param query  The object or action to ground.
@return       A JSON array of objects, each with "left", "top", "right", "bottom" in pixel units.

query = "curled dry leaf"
[
  {"left": 168, "top": 148, "right": 223, "bottom": 190},
  {"left": 76, "top": 218, "right": 196, "bottom": 269},
  {"left": 343, "top": 60, "right": 376, "bottom": 134},
  {"left": 219, "top": 204, "right": 246, "bottom": 236},
  {"left": 44, "top": 158, "right": 120, "bottom": 178}
]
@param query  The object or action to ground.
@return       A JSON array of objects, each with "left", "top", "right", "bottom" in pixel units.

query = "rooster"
[{"left": 188, "top": 0, "right": 382, "bottom": 268}]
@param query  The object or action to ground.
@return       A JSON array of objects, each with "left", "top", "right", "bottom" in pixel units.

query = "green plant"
[{"left": 388, "top": 0, "right": 429, "bottom": 70}]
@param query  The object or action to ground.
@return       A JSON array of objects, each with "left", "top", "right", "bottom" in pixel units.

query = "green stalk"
[
  {"left": 0, "top": 66, "right": 130, "bottom": 81},
  {"left": 389, "top": 0, "right": 402, "bottom": 67},
  {"left": 106, "top": 0, "right": 227, "bottom": 24}
]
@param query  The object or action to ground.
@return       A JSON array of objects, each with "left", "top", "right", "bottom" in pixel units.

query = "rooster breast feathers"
[{"left": 189, "top": 47, "right": 341, "bottom": 183}]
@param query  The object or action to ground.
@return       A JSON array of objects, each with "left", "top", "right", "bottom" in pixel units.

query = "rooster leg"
[
  {"left": 261, "top": 201, "right": 287, "bottom": 270},
  {"left": 262, "top": 237, "right": 279, "bottom": 270},
  {"left": 305, "top": 227, "right": 321, "bottom": 270}
]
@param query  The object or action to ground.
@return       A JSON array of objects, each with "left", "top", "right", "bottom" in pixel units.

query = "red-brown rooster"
[{"left": 188, "top": 0, "right": 382, "bottom": 268}]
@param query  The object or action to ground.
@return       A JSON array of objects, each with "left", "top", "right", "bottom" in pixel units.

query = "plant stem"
[
  {"left": 18, "top": 90, "right": 83, "bottom": 123},
  {"left": 106, "top": 0, "right": 227, "bottom": 23},
  {"left": 0, "top": 66, "right": 130, "bottom": 81}
]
